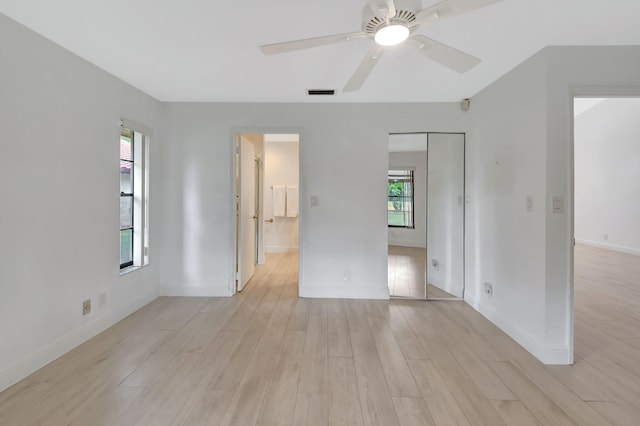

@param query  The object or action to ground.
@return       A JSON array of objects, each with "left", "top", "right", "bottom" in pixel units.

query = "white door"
[
  {"left": 426, "top": 133, "right": 465, "bottom": 298},
  {"left": 238, "top": 137, "right": 257, "bottom": 291}
]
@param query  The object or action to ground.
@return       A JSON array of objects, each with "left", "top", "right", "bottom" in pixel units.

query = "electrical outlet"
[
  {"left": 343, "top": 270, "right": 351, "bottom": 281},
  {"left": 603, "top": 234, "right": 609, "bottom": 241},
  {"left": 484, "top": 282, "right": 493, "bottom": 296},
  {"left": 83, "top": 299, "right": 91, "bottom": 315}
]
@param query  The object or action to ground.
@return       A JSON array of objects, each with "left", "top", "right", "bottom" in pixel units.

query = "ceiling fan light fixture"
[{"left": 374, "top": 24, "right": 410, "bottom": 46}]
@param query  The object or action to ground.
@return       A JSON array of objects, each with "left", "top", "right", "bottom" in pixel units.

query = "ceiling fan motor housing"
[{"left": 361, "top": 0, "right": 422, "bottom": 33}]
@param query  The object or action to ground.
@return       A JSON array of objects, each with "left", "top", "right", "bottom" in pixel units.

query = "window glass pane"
[
  {"left": 120, "top": 229, "right": 133, "bottom": 265},
  {"left": 120, "top": 196, "right": 133, "bottom": 229},
  {"left": 120, "top": 160, "right": 133, "bottom": 194},
  {"left": 120, "top": 131, "right": 133, "bottom": 161}
]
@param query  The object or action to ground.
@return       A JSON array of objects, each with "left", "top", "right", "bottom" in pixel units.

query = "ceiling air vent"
[{"left": 306, "top": 89, "right": 336, "bottom": 96}]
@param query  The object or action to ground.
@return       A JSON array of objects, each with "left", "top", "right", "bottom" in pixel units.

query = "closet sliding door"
[{"left": 426, "top": 133, "right": 465, "bottom": 299}]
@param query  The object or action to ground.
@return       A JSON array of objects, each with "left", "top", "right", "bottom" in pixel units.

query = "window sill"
[{"left": 120, "top": 264, "right": 148, "bottom": 276}]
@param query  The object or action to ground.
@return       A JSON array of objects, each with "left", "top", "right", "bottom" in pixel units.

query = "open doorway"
[
  {"left": 234, "top": 133, "right": 300, "bottom": 293},
  {"left": 572, "top": 97, "right": 640, "bottom": 365}
]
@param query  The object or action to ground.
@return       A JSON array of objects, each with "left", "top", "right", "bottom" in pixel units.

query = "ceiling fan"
[{"left": 260, "top": 0, "right": 502, "bottom": 92}]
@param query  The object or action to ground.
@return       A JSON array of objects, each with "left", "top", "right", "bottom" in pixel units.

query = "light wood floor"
[
  {"left": 1, "top": 246, "right": 639, "bottom": 425},
  {"left": 388, "top": 246, "right": 457, "bottom": 299}
]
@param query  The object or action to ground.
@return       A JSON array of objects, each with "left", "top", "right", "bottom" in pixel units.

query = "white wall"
[
  {"left": 158, "top": 103, "right": 469, "bottom": 299},
  {"left": 467, "top": 49, "right": 552, "bottom": 362},
  {"left": 0, "top": 14, "right": 162, "bottom": 391},
  {"left": 264, "top": 141, "right": 299, "bottom": 253},
  {"left": 388, "top": 150, "right": 427, "bottom": 248},
  {"left": 468, "top": 46, "right": 640, "bottom": 364},
  {"left": 574, "top": 98, "right": 640, "bottom": 255}
]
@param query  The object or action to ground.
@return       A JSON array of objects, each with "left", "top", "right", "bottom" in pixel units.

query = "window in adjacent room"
[
  {"left": 388, "top": 168, "right": 414, "bottom": 229},
  {"left": 120, "top": 123, "right": 150, "bottom": 270}
]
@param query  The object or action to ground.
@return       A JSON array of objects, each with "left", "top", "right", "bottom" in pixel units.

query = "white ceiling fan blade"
[
  {"left": 260, "top": 31, "right": 368, "bottom": 55},
  {"left": 407, "top": 35, "right": 480, "bottom": 73},
  {"left": 414, "top": 0, "right": 503, "bottom": 25},
  {"left": 343, "top": 46, "right": 385, "bottom": 92}
]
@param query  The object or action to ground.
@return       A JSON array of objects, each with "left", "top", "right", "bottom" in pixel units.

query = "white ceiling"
[{"left": 2, "top": 0, "right": 640, "bottom": 102}]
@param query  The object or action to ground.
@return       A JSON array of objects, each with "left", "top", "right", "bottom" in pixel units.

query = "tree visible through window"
[{"left": 388, "top": 169, "right": 414, "bottom": 228}]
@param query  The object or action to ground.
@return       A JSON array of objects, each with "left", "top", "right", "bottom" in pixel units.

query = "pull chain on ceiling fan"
[{"left": 259, "top": 0, "right": 503, "bottom": 92}]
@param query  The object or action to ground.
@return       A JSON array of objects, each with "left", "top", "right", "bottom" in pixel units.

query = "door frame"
[
  {"left": 569, "top": 86, "right": 640, "bottom": 363},
  {"left": 230, "top": 128, "right": 304, "bottom": 296}
]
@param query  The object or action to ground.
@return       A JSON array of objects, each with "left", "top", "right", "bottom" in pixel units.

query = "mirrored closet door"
[{"left": 387, "top": 132, "right": 465, "bottom": 300}]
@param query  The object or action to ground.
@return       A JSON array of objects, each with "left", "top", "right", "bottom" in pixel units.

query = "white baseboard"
[
  {"left": 300, "top": 285, "right": 389, "bottom": 300},
  {"left": 160, "top": 284, "right": 232, "bottom": 297},
  {"left": 265, "top": 245, "right": 298, "bottom": 254},
  {"left": 0, "top": 292, "right": 158, "bottom": 393},
  {"left": 465, "top": 295, "right": 572, "bottom": 365},
  {"left": 575, "top": 239, "right": 640, "bottom": 256}
]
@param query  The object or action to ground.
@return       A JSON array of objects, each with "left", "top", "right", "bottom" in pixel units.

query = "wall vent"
[{"left": 306, "top": 89, "right": 336, "bottom": 96}]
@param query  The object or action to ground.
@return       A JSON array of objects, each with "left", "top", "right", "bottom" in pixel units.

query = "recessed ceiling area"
[{"left": 1, "top": 0, "right": 640, "bottom": 102}]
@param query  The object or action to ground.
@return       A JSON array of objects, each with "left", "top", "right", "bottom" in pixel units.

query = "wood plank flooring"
[{"left": 1, "top": 245, "right": 639, "bottom": 425}]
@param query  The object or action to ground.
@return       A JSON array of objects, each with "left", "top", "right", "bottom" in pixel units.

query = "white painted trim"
[
  {"left": 264, "top": 245, "right": 299, "bottom": 253},
  {"left": 575, "top": 239, "right": 640, "bottom": 256},
  {"left": 465, "top": 296, "right": 572, "bottom": 365},
  {"left": 160, "top": 284, "right": 232, "bottom": 297},
  {"left": 120, "top": 118, "right": 154, "bottom": 137},
  {"left": 300, "top": 285, "right": 389, "bottom": 300},
  {"left": 0, "top": 292, "right": 158, "bottom": 393}
]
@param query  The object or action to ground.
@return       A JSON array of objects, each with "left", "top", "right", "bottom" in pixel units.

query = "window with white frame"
[
  {"left": 388, "top": 169, "right": 414, "bottom": 229},
  {"left": 120, "top": 122, "right": 149, "bottom": 270}
]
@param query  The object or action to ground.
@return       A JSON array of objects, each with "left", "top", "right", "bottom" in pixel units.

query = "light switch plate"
[{"left": 552, "top": 196, "right": 564, "bottom": 213}]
